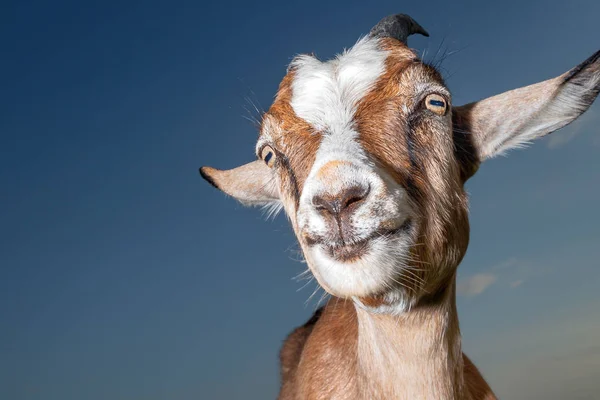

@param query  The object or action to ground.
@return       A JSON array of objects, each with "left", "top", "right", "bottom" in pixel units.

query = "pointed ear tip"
[
  {"left": 564, "top": 49, "right": 600, "bottom": 83},
  {"left": 199, "top": 166, "right": 220, "bottom": 189},
  {"left": 199, "top": 166, "right": 215, "bottom": 174}
]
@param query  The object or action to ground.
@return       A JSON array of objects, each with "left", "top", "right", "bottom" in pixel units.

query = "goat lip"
[
  {"left": 325, "top": 239, "right": 371, "bottom": 262},
  {"left": 322, "top": 223, "right": 411, "bottom": 263}
]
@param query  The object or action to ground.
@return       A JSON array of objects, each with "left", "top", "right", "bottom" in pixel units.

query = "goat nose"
[{"left": 312, "top": 185, "right": 370, "bottom": 216}]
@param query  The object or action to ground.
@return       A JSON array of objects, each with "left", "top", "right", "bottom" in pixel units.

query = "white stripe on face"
[{"left": 290, "top": 36, "right": 389, "bottom": 195}]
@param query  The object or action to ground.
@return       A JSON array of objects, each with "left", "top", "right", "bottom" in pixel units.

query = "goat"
[{"left": 200, "top": 14, "right": 599, "bottom": 400}]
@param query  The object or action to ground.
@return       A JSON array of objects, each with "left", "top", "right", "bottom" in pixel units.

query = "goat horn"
[{"left": 369, "top": 14, "right": 429, "bottom": 44}]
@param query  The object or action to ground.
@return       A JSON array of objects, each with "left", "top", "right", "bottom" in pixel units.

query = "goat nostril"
[
  {"left": 343, "top": 195, "right": 364, "bottom": 209},
  {"left": 312, "top": 185, "right": 369, "bottom": 215},
  {"left": 312, "top": 195, "right": 338, "bottom": 215},
  {"left": 341, "top": 185, "right": 370, "bottom": 209}
]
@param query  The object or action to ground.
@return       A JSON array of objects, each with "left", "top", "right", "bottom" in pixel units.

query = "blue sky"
[{"left": 1, "top": 1, "right": 599, "bottom": 399}]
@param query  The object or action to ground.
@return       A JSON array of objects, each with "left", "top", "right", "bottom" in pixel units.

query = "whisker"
[
  {"left": 389, "top": 275, "right": 418, "bottom": 295},
  {"left": 296, "top": 276, "right": 315, "bottom": 292},
  {"left": 305, "top": 285, "right": 322, "bottom": 307},
  {"left": 316, "top": 291, "right": 330, "bottom": 309}
]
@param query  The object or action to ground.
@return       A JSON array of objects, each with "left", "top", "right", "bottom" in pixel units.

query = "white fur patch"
[{"left": 290, "top": 37, "right": 387, "bottom": 133}]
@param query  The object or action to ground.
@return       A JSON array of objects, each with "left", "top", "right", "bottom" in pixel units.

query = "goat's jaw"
[{"left": 300, "top": 221, "right": 416, "bottom": 299}]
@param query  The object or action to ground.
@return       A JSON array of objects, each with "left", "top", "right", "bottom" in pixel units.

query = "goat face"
[
  {"left": 256, "top": 37, "right": 468, "bottom": 306},
  {"left": 201, "top": 15, "right": 600, "bottom": 312}
]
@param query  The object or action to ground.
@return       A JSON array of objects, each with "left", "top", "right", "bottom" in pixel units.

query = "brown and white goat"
[{"left": 200, "top": 14, "right": 600, "bottom": 400}]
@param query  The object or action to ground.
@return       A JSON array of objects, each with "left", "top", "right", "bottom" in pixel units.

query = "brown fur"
[{"left": 279, "top": 295, "right": 495, "bottom": 400}]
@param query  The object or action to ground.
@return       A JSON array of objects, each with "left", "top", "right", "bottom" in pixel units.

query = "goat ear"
[
  {"left": 200, "top": 160, "right": 280, "bottom": 206},
  {"left": 453, "top": 50, "right": 600, "bottom": 179}
]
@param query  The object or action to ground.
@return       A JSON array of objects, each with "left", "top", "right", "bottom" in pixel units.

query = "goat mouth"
[
  {"left": 325, "top": 239, "right": 371, "bottom": 262},
  {"left": 322, "top": 220, "right": 412, "bottom": 263}
]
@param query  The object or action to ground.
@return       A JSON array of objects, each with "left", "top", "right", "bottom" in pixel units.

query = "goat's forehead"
[
  {"left": 288, "top": 37, "right": 392, "bottom": 130},
  {"left": 259, "top": 37, "right": 442, "bottom": 143}
]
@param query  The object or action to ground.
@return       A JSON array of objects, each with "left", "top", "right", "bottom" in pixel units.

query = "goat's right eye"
[
  {"left": 261, "top": 145, "right": 276, "bottom": 168},
  {"left": 425, "top": 94, "right": 448, "bottom": 116}
]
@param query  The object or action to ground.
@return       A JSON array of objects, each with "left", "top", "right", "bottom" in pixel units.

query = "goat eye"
[
  {"left": 425, "top": 94, "right": 447, "bottom": 115},
  {"left": 261, "top": 145, "right": 276, "bottom": 168}
]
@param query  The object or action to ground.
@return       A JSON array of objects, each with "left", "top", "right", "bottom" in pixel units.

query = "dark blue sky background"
[{"left": 1, "top": 1, "right": 599, "bottom": 399}]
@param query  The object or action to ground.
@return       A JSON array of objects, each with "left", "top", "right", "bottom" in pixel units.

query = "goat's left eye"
[
  {"left": 261, "top": 145, "right": 276, "bottom": 168},
  {"left": 425, "top": 94, "right": 447, "bottom": 116}
]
